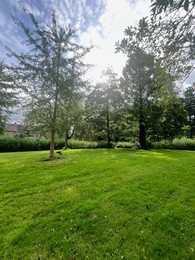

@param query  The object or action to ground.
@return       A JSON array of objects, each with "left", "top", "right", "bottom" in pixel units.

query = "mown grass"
[{"left": 0, "top": 149, "right": 194, "bottom": 259}]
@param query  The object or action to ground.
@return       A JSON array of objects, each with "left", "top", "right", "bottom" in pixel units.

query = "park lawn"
[{"left": 0, "top": 149, "right": 194, "bottom": 259}]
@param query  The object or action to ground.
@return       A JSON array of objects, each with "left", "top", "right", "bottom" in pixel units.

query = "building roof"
[{"left": 6, "top": 123, "right": 25, "bottom": 132}]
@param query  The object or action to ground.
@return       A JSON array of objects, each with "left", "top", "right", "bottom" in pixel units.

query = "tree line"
[{"left": 0, "top": 1, "right": 194, "bottom": 158}]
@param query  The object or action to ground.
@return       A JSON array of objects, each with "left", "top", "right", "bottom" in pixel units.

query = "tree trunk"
[
  {"left": 139, "top": 121, "right": 147, "bottom": 149},
  {"left": 189, "top": 118, "right": 194, "bottom": 139},
  {"left": 106, "top": 94, "right": 111, "bottom": 148},
  {"left": 49, "top": 129, "right": 55, "bottom": 159},
  {"left": 64, "top": 130, "right": 68, "bottom": 150}
]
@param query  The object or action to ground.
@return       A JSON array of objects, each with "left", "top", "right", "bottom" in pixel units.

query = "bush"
[
  {"left": 0, "top": 136, "right": 140, "bottom": 152},
  {"left": 68, "top": 140, "right": 110, "bottom": 149},
  {"left": 171, "top": 138, "right": 195, "bottom": 150},
  {"left": 0, "top": 136, "right": 50, "bottom": 152},
  {"left": 69, "top": 140, "right": 98, "bottom": 149},
  {"left": 151, "top": 138, "right": 195, "bottom": 150},
  {"left": 0, "top": 137, "right": 111, "bottom": 152},
  {"left": 3, "top": 136, "right": 194, "bottom": 152},
  {"left": 115, "top": 141, "right": 133, "bottom": 148},
  {"left": 151, "top": 140, "right": 172, "bottom": 149}
]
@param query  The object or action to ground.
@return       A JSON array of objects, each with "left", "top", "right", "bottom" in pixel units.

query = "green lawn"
[{"left": 0, "top": 149, "right": 194, "bottom": 259}]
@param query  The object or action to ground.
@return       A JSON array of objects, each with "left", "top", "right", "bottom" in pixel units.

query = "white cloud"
[{"left": 81, "top": 0, "right": 151, "bottom": 83}]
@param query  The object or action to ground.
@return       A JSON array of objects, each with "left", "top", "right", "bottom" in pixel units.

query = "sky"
[{"left": 0, "top": 0, "right": 151, "bottom": 83}]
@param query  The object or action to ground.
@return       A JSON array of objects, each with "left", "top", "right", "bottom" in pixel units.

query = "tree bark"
[
  {"left": 139, "top": 121, "right": 147, "bottom": 149},
  {"left": 64, "top": 130, "right": 68, "bottom": 150},
  {"left": 106, "top": 96, "right": 111, "bottom": 148},
  {"left": 49, "top": 129, "right": 55, "bottom": 158}
]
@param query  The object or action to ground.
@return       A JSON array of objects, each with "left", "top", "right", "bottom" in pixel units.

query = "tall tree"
[
  {"left": 120, "top": 48, "right": 155, "bottom": 149},
  {"left": 116, "top": 15, "right": 189, "bottom": 147},
  {"left": 0, "top": 61, "right": 17, "bottom": 134},
  {"left": 4, "top": 11, "right": 90, "bottom": 158},
  {"left": 183, "top": 84, "right": 195, "bottom": 138}
]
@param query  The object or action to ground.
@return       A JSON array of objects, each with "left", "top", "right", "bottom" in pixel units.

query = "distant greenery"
[
  {"left": 0, "top": 136, "right": 195, "bottom": 152},
  {"left": 0, "top": 149, "right": 194, "bottom": 259},
  {"left": 0, "top": 136, "right": 133, "bottom": 152},
  {"left": 151, "top": 137, "right": 195, "bottom": 150}
]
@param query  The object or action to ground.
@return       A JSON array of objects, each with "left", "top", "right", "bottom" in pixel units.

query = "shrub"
[
  {"left": 0, "top": 136, "right": 50, "bottom": 152},
  {"left": 151, "top": 140, "right": 172, "bottom": 149},
  {"left": 151, "top": 138, "right": 195, "bottom": 150},
  {"left": 171, "top": 138, "right": 195, "bottom": 150},
  {"left": 68, "top": 140, "right": 97, "bottom": 149},
  {"left": 2, "top": 136, "right": 193, "bottom": 152},
  {"left": 115, "top": 141, "right": 133, "bottom": 148}
]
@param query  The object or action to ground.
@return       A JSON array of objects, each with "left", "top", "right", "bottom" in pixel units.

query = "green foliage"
[
  {"left": 0, "top": 136, "right": 139, "bottom": 151},
  {"left": 118, "top": 46, "right": 156, "bottom": 149},
  {"left": 115, "top": 141, "right": 133, "bottom": 148},
  {"left": 116, "top": 20, "right": 188, "bottom": 145},
  {"left": 150, "top": 0, "right": 195, "bottom": 79},
  {"left": 0, "top": 136, "right": 50, "bottom": 152},
  {"left": 148, "top": 96, "right": 187, "bottom": 141},
  {"left": 183, "top": 84, "right": 195, "bottom": 138},
  {"left": 0, "top": 61, "right": 18, "bottom": 132},
  {"left": 0, "top": 137, "right": 112, "bottom": 152},
  {"left": 150, "top": 140, "right": 172, "bottom": 149},
  {"left": 172, "top": 137, "right": 195, "bottom": 150},
  {"left": 0, "top": 149, "right": 194, "bottom": 259},
  {"left": 85, "top": 68, "right": 124, "bottom": 144},
  {"left": 152, "top": 137, "right": 195, "bottom": 150},
  {"left": 67, "top": 140, "right": 99, "bottom": 149}
]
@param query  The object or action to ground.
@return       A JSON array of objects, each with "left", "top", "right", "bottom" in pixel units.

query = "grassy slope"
[{"left": 0, "top": 149, "right": 194, "bottom": 259}]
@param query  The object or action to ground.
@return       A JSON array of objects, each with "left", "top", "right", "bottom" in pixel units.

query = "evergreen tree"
[{"left": 0, "top": 61, "right": 17, "bottom": 134}]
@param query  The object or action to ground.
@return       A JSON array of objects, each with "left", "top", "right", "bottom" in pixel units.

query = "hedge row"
[
  {"left": 0, "top": 136, "right": 194, "bottom": 152},
  {"left": 151, "top": 138, "right": 195, "bottom": 150},
  {"left": 0, "top": 137, "right": 134, "bottom": 152},
  {"left": 0, "top": 137, "right": 50, "bottom": 152}
]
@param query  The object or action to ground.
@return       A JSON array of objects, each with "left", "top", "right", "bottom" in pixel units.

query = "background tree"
[
  {"left": 85, "top": 84, "right": 111, "bottom": 145},
  {"left": 183, "top": 84, "right": 195, "bottom": 138},
  {"left": 85, "top": 69, "right": 123, "bottom": 147},
  {"left": 145, "top": 64, "right": 187, "bottom": 141},
  {"left": 116, "top": 13, "right": 189, "bottom": 148},
  {"left": 0, "top": 61, "right": 17, "bottom": 134},
  {"left": 118, "top": 46, "right": 155, "bottom": 149},
  {"left": 57, "top": 94, "right": 83, "bottom": 149},
  {"left": 5, "top": 10, "right": 90, "bottom": 158}
]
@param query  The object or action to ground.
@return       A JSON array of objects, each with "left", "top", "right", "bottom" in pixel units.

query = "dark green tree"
[
  {"left": 147, "top": 96, "right": 187, "bottom": 141},
  {"left": 145, "top": 64, "right": 187, "bottom": 141},
  {"left": 116, "top": 14, "right": 189, "bottom": 147},
  {"left": 183, "top": 84, "right": 195, "bottom": 138},
  {"left": 118, "top": 45, "right": 155, "bottom": 149}
]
